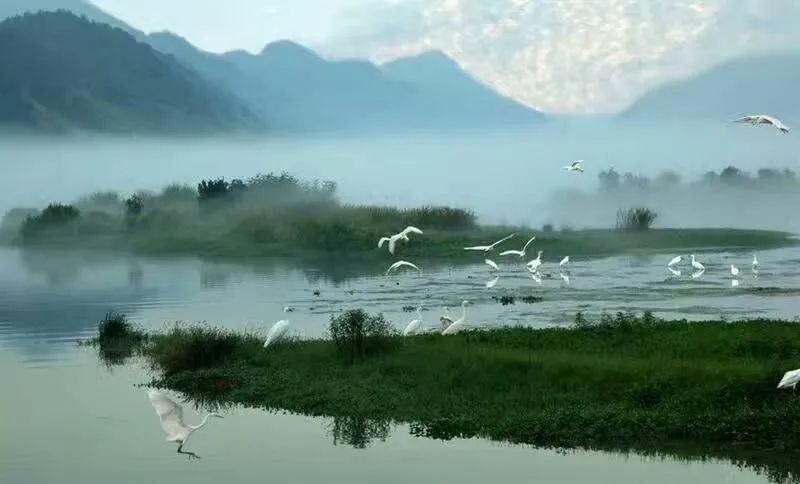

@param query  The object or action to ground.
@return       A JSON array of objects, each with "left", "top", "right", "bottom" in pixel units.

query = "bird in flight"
[
  {"left": 464, "top": 233, "right": 516, "bottom": 252},
  {"left": 378, "top": 226, "right": 424, "bottom": 255},
  {"left": 733, "top": 115, "right": 790, "bottom": 134},
  {"left": 564, "top": 160, "right": 585, "bottom": 173},
  {"left": 499, "top": 236, "right": 536, "bottom": 258},
  {"left": 386, "top": 260, "right": 421, "bottom": 275},
  {"left": 147, "top": 390, "right": 223, "bottom": 459}
]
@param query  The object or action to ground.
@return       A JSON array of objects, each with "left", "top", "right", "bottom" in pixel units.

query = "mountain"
[
  {"left": 381, "top": 50, "right": 541, "bottom": 124},
  {"left": 0, "top": 0, "right": 135, "bottom": 32},
  {"left": 0, "top": 11, "right": 257, "bottom": 133},
  {"left": 624, "top": 53, "right": 800, "bottom": 120}
]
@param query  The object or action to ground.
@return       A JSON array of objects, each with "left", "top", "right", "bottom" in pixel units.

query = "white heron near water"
[
  {"left": 559, "top": 256, "right": 570, "bottom": 268},
  {"left": 564, "top": 160, "right": 585, "bottom": 173},
  {"left": 499, "top": 236, "right": 536, "bottom": 258},
  {"left": 485, "top": 259, "right": 500, "bottom": 271},
  {"left": 386, "top": 260, "right": 421, "bottom": 275},
  {"left": 527, "top": 251, "right": 544, "bottom": 272},
  {"left": 752, "top": 253, "right": 759, "bottom": 274},
  {"left": 667, "top": 266, "right": 681, "bottom": 277},
  {"left": 378, "top": 226, "right": 424, "bottom": 255},
  {"left": 403, "top": 307, "right": 424, "bottom": 336},
  {"left": 730, "top": 265, "right": 740, "bottom": 278},
  {"left": 464, "top": 233, "right": 516, "bottom": 252},
  {"left": 733, "top": 114, "right": 790, "bottom": 134},
  {"left": 778, "top": 369, "right": 800, "bottom": 391},
  {"left": 442, "top": 301, "right": 469, "bottom": 335},
  {"left": 440, "top": 307, "right": 453, "bottom": 329},
  {"left": 486, "top": 276, "right": 500, "bottom": 289},
  {"left": 147, "top": 389, "right": 223, "bottom": 459},
  {"left": 667, "top": 255, "right": 682, "bottom": 268},
  {"left": 559, "top": 272, "right": 570, "bottom": 285},
  {"left": 690, "top": 254, "right": 705, "bottom": 272},
  {"left": 264, "top": 319, "right": 291, "bottom": 348}
]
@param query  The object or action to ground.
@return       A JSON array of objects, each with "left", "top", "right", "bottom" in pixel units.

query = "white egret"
[
  {"left": 730, "top": 265, "right": 740, "bottom": 278},
  {"left": 731, "top": 279, "right": 740, "bottom": 288},
  {"left": 733, "top": 114, "right": 790, "bottom": 134},
  {"left": 442, "top": 301, "right": 469, "bottom": 335},
  {"left": 403, "top": 307, "right": 423, "bottom": 336},
  {"left": 667, "top": 255, "right": 682, "bottom": 267},
  {"left": 282, "top": 306, "right": 294, "bottom": 313},
  {"left": 752, "top": 253, "right": 759, "bottom": 274},
  {"left": 440, "top": 307, "right": 453, "bottom": 329},
  {"left": 691, "top": 269, "right": 705, "bottom": 279},
  {"left": 378, "top": 226, "right": 424, "bottom": 255},
  {"left": 499, "top": 236, "right": 536, "bottom": 258},
  {"left": 484, "top": 259, "right": 500, "bottom": 271},
  {"left": 264, "top": 319, "right": 291, "bottom": 348},
  {"left": 564, "top": 160, "right": 585, "bottom": 173},
  {"left": 147, "top": 389, "right": 222, "bottom": 459},
  {"left": 386, "top": 260, "right": 421, "bottom": 276},
  {"left": 559, "top": 272, "right": 570, "bottom": 285},
  {"left": 559, "top": 256, "right": 570, "bottom": 267},
  {"left": 464, "top": 233, "right": 516, "bottom": 252},
  {"left": 778, "top": 369, "right": 800, "bottom": 390},
  {"left": 527, "top": 251, "right": 544, "bottom": 272},
  {"left": 486, "top": 276, "right": 500, "bottom": 289},
  {"left": 667, "top": 266, "right": 681, "bottom": 277},
  {"left": 690, "top": 254, "right": 705, "bottom": 271}
]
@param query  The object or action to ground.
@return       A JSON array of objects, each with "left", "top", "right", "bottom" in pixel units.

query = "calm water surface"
[{"left": 2, "top": 245, "right": 799, "bottom": 483}]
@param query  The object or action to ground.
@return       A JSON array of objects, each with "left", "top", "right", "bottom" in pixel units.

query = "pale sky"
[{"left": 89, "top": 0, "right": 800, "bottom": 114}]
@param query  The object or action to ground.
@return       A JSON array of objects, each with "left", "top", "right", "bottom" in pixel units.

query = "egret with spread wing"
[
  {"left": 564, "top": 160, "right": 585, "bottom": 172},
  {"left": 499, "top": 236, "right": 536, "bottom": 258},
  {"left": 386, "top": 260, "right": 421, "bottom": 275},
  {"left": 147, "top": 389, "right": 222, "bottom": 459},
  {"left": 464, "top": 233, "right": 516, "bottom": 252},
  {"left": 378, "top": 226, "right": 424, "bottom": 255},
  {"left": 733, "top": 114, "right": 790, "bottom": 134}
]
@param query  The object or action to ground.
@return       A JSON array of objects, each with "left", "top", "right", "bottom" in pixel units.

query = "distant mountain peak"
[{"left": 260, "top": 40, "right": 322, "bottom": 61}]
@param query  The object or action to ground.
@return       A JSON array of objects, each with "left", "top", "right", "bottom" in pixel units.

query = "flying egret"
[
  {"left": 283, "top": 306, "right": 294, "bottom": 313},
  {"left": 147, "top": 389, "right": 222, "bottom": 459},
  {"left": 667, "top": 255, "right": 682, "bottom": 267},
  {"left": 403, "top": 307, "right": 424, "bottom": 336},
  {"left": 386, "top": 260, "right": 421, "bottom": 276},
  {"left": 667, "top": 266, "right": 681, "bottom": 277},
  {"left": 264, "top": 319, "right": 291, "bottom": 348},
  {"left": 559, "top": 256, "right": 570, "bottom": 267},
  {"left": 485, "top": 259, "right": 500, "bottom": 271},
  {"left": 691, "top": 269, "right": 705, "bottom": 279},
  {"left": 464, "top": 233, "right": 516, "bottom": 252},
  {"left": 442, "top": 301, "right": 469, "bottom": 335},
  {"left": 690, "top": 254, "right": 705, "bottom": 271},
  {"left": 499, "top": 236, "right": 536, "bottom": 258},
  {"left": 378, "top": 226, "right": 424, "bottom": 255},
  {"left": 733, "top": 114, "right": 790, "bottom": 134},
  {"left": 527, "top": 251, "right": 544, "bottom": 272},
  {"left": 440, "top": 307, "right": 453, "bottom": 329},
  {"left": 778, "top": 369, "right": 800, "bottom": 390},
  {"left": 486, "top": 276, "right": 500, "bottom": 289},
  {"left": 564, "top": 160, "right": 585, "bottom": 173},
  {"left": 730, "top": 265, "right": 740, "bottom": 278}
]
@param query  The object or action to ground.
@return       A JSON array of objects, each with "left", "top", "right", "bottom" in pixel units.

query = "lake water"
[{"left": 2, "top": 244, "right": 800, "bottom": 483}]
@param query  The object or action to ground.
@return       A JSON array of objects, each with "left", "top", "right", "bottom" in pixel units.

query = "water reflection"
[{"left": 328, "top": 416, "right": 394, "bottom": 449}]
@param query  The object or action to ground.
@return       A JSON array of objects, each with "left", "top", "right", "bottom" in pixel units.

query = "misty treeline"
[
  {"left": 550, "top": 165, "right": 800, "bottom": 231},
  {"left": 0, "top": 172, "right": 477, "bottom": 252}
]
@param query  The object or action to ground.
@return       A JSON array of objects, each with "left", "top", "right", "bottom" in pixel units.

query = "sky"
[{"left": 89, "top": 0, "right": 800, "bottom": 114}]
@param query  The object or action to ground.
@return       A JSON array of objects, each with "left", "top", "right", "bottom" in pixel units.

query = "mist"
[{"left": 1, "top": 118, "right": 798, "bottom": 230}]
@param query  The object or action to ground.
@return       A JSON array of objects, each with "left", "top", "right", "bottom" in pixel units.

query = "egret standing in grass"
[
  {"left": 733, "top": 114, "right": 790, "bottom": 134},
  {"left": 386, "top": 260, "right": 421, "bottom": 276},
  {"left": 499, "top": 236, "right": 536, "bottom": 258},
  {"left": 778, "top": 369, "right": 800, "bottom": 391},
  {"left": 403, "top": 307, "right": 424, "bottom": 336},
  {"left": 464, "top": 233, "right": 516, "bottom": 252},
  {"left": 442, "top": 300, "right": 469, "bottom": 335},
  {"left": 564, "top": 160, "right": 585, "bottom": 173},
  {"left": 147, "top": 389, "right": 223, "bottom": 459}
]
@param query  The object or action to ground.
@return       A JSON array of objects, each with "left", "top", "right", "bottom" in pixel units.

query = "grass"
[
  {"left": 99, "top": 311, "right": 800, "bottom": 461},
  {"left": 88, "top": 312, "right": 148, "bottom": 367}
]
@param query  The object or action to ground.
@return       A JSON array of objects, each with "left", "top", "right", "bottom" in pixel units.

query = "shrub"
[
  {"left": 541, "top": 223, "right": 554, "bottom": 233},
  {"left": 197, "top": 178, "right": 230, "bottom": 209},
  {"left": 125, "top": 195, "right": 143, "bottom": 227},
  {"left": 161, "top": 184, "right": 197, "bottom": 201},
  {"left": 20, "top": 203, "right": 80, "bottom": 240},
  {"left": 95, "top": 312, "right": 146, "bottom": 367},
  {"left": 616, "top": 207, "right": 657, "bottom": 231},
  {"left": 98, "top": 311, "right": 134, "bottom": 341},
  {"left": 328, "top": 310, "right": 399, "bottom": 361}
]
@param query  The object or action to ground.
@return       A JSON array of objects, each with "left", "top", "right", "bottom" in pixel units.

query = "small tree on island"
[
  {"left": 124, "top": 195, "right": 143, "bottom": 227},
  {"left": 616, "top": 207, "right": 657, "bottom": 231}
]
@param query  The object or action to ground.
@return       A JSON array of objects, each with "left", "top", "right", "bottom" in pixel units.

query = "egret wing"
[
  {"left": 498, "top": 250, "right": 522, "bottom": 257},
  {"left": 402, "top": 226, "right": 423, "bottom": 236},
  {"left": 148, "top": 390, "right": 188, "bottom": 439}
]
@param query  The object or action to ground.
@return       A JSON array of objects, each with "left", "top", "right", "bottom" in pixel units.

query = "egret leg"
[{"left": 177, "top": 443, "right": 201, "bottom": 460}]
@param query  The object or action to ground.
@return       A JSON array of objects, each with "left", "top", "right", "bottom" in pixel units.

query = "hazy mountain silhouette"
[
  {"left": 0, "top": 11, "right": 257, "bottom": 133},
  {"left": 624, "top": 53, "right": 800, "bottom": 120},
  {"left": 0, "top": 0, "right": 135, "bottom": 32}
]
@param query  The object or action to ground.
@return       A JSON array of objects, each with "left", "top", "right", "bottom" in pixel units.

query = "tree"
[
  {"left": 598, "top": 168, "right": 621, "bottom": 192},
  {"left": 655, "top": 170, "right": 681, "bottom": 188},
  {"left": 124, "top": 195, "right": 143, "bottom": 227}
]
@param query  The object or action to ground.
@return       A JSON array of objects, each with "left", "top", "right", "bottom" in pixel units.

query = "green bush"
[
  {"left": 146, "top": 326, "right": 248, "bottom": 374},
  {"left": 20, "top": 203, "right": 80, "bottom": 241},
  {"left": 616, "top": 207, "right": 657, "bottom": 231},
  {"left": 328, "top": 310, "right": 399, "bottom": 361},
  {"left": 95, "top": 311, "right": 147, "bottom": 367}
]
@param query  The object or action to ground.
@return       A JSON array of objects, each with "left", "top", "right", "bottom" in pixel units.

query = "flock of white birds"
[{"left": 146, "top": 113, "right": 793, "bottom": 457}]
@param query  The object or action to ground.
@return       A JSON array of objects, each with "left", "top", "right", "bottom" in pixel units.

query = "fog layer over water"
[{"left": 1, "top": 119, "right": 797, "bottom": 229}]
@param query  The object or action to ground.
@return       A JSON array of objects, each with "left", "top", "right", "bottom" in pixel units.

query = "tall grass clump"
[
  {"left": 328, "top": 310, "right": 399, "bottom": 361},
  {"left": 95, "top": 312, "right": 147, "bottom": 366},
  {"left": 146, "top": 326, "right": 252, "bottom": 374},
  {"left": 616, "top": 207, "right": 657, "bottom": 231}
]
